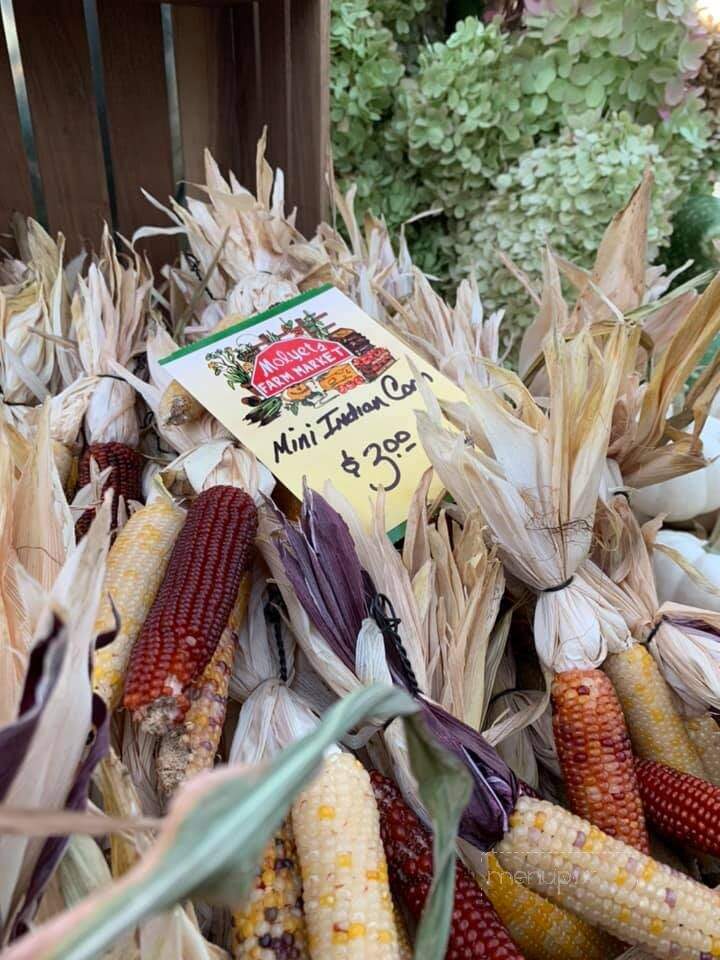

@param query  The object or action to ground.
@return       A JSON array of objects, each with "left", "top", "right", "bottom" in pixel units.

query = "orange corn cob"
[
  {"left": 75, "top": 441, "right": 144, "bottom": 539},
  {"left": 370, "top": 771, "right": 525, "bottom": 960},
  {"left": 123, "top": 485, "right": 257, "bottom": 733},
  {"left": 157, "top": 575, "right": 251, "bottom": 795},
  {"left": 551, "top": 668, "right": 649, "bottom": 852},
  {"left": 635, "top": 758, "right": 720, "bottom": 858}
]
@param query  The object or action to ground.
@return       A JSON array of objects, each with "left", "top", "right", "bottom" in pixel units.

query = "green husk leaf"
[{"left": 5, "top": 683, "right": 470, "bottom": 960}]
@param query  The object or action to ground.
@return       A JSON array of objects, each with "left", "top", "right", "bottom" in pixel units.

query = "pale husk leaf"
[{"left": 418, "top": 324, "right": 634, "bottom": 672}]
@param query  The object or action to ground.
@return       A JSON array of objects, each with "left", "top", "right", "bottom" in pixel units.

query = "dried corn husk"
[
  {"left": 136, "top": 136, "right": 335, "bottom": 318},
  {"left": 608, "top": 273, "right": 720, "bottom": 488},
  {"left": 73, "top": 228, "right": 152, "bottom": 446},
  {"left": 418, "top": 323, "right": 634, "bottom": 674},
  {"left": 0, "top": 495, "right": 112, "bottom": 939},
  {"left": 95, "top": 750, "right": 225, "bottom": 959},
  {"left": 384, "top": 269, "right": 502, "bottom": 388}
]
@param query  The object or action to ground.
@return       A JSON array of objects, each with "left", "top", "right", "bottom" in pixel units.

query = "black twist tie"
[
  {"left": 645, "top": 618, "right": 663, "bottom": 644},
  {"left": 541, "top": 575, "right": 574, "bottom": 594},
  {"left": 264, "top": 585, "right": 288, "bottom": 684},
  {"left": 370, "top": 593, "right": 422, "bottom": 699},
  {"left": 612, "top": 489, "right": 631, "bottom": 502},
  {"left": 97, "top": 373, "right": 127, "bottom": 383}
]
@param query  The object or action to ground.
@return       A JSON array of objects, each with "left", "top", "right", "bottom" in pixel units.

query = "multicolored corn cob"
[
  {"left": 684, "top": 714, "right": 720, "bottom": 786},
  {"left": 92, "top": 499, "right": 185, "bottom": 710},
  {"left": 157, "top": 575, "right": 251, "bottom": 795},
  {"left": 495, "top": 794, "right": 720, "bottom": 959},
  {"left": 604, "top": 645, "right": 706, "bottom": 778},
  {"left": 481, "top": 852, "right": 620, "bottom": 960},
  {"left": 75, "top": 441, "right": 144, "bottom": 539},
  {"left": 635, "top": 758, "right": 720, "bottom": 858},
  {"left": 551, "top": 667, "right": 649, "bottom": 852},
  {"left": 292, "top": 753, "right": 401, "bottom": 959},
  {"left": 123, "top": 485, "right": 257, "bottom": 732},
  {"left": 370, "top": 771, "right": 525, "bottom": 960},
  {"left": 231, "top": 819, "right": 308, "bottom": 960}
]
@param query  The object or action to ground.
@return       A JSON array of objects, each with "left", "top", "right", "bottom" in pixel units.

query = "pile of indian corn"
[{"left": 4, "top": 150, "right": 720, "bottom": 960}]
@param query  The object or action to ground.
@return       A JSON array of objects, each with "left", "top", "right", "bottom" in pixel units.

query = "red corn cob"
[
  {"left": 75, "top": 441, "right": 144, "bottom": 539},
  {"left": 369, "top": 771, "right": 525, "bottom": 959},
  {"left": 123, "top": 485, "right": 257, "bottom": 732},
  {"left": 635, "top": 757, "right": 720, "bottom": 858},
  {"left": 552, "top": 668, "right": 650, "bottom": 853}
]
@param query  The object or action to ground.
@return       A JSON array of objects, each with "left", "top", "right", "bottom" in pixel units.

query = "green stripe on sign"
[{"left": 158, "top": 283, "right": 335, "bottom": 364}]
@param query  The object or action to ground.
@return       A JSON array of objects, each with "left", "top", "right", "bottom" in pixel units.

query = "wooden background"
[{"left": 0, "top": 0, "right": 330, "bottom": 263}]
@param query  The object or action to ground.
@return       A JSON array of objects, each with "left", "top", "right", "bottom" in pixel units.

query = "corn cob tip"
[{"left": 132, "top": 693, "right": 189, "bottom": 735}]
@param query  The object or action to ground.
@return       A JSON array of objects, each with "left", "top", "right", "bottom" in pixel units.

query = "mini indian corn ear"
[
  {"left": 370, "top": 771, "right": 525, "bottom": 960},
  {"left": 123, "top": 484, "right": 257, "bottom": 732},
  {"left": 292, "top": 752, "right": 401, "bottom": 959},
  {"left": 75, "top": 442, "right": 144, "bottom": 540}
]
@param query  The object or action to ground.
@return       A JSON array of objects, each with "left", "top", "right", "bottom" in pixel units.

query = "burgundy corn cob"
[
  {"left": 551, "top": 668, "right": 650, "bottom": 852},
  {"left": 123, "top": 485, "right": 257, "bottom": 732},
  {"left": 75, "top": 441, "right": 144, "bottom": 539},
  {"left": 370, "top": 771, "right": 525, "bottom": 960},
  {"left": 635, "top": 757, "right": 720, "bottom": 858}
]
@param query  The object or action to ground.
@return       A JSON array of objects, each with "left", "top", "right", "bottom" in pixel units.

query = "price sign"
[{"left": 160, "top": 284, "right": 464, "bottom": 536}]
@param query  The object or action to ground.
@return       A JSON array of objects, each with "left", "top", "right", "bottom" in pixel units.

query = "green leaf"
[
  {"left": 408, "top": 717, "right": 471, "bottom": 960},
  {"left": 8, "top": 685, "right": 470, "bottom": 960}
]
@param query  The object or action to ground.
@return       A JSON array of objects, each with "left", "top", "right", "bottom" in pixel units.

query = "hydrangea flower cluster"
[{"left": 330, "top": 0, "right": 716, "bottom": 339}]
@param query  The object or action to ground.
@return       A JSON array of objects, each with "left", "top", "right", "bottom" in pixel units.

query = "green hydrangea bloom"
[
  {"left": 398, "top": 18, "right": 553, "bottom": 216},
  {"left": 521, "top": 0, "right": 708, "bottom": 120},
  {"left": 330, "top": 0, "right": 404, "bottom": 176},
  {"left": 450, "top": 114, "right": 679, "bottom": 338}
]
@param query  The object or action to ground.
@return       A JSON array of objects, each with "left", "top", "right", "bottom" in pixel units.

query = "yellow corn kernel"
[
  {"left": 292, "top": 752, "right": 400, "bottom": 959},
  {"left": 92, "top": 499, "right": 184, "bottom": 710}
]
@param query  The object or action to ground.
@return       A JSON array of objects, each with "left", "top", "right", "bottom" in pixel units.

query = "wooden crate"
[{"left": 0, "top": 0, "right": 329, "bottom": 263}]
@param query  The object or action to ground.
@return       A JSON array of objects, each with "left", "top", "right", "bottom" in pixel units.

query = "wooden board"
[
  {"left": 98, "top": 0, "right": 177, "bottom": 265},
  {"left": 0, "top": 25, "right": 33, "bottom": 241},
  {"left": 289, "top": 0, "right": 329, "bottom": 234},
  {"left": 231, "top": 1, "right": 262, "bottom": 191},
  {"left": 172, "top": 2, "right": 241, "bottom": 191},
  {"left": 258, "top": 0, "right": 292, "bottom": 181},
  {"left": 13, "top": 0, "right": 110, "bottom": 254}
]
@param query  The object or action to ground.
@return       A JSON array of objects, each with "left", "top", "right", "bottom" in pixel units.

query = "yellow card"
[{"left": 160, "top": 284, "right": 464, "bottom": 536}]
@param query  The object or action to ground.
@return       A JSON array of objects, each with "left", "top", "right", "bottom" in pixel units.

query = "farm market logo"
[
  {"left": 204, "top": 308, "right": 396, "bottom": 427},
  {"left": 251, "top": 337, "right": 352, "bottom": 398}
]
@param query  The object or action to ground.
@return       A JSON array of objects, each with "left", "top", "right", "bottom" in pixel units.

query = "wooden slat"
[
  {"left": 0, "top": 26, "right": 33, "bottom": 240},
  {"left": 97, "top": 0, "right": 177, "bottom": 265},
  {"left": 289, "top": 0, "right": 329, "bottom": 233},
  {"left": 13, "top": 0, "right": 110, "bottom": 254},
  {"left": 258, "top": 0, "right": 291, "bottom": 179},
  {"left": 231, "top": 1, "right": 262, "bottom": 191},
  {"left": 173, "top": 3, "right": 239, "bottom": 192}
]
